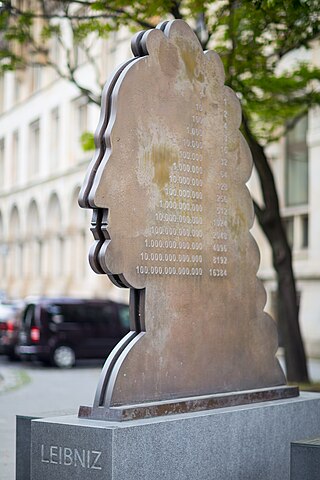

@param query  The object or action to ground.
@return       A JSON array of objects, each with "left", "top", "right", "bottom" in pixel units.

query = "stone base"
[
  {"left": 16, "top": 416, "right": 41, "bottom": 480},
  {"left": 291, "top": 437, "right": 320, "bottom": 480},
  {"left": 79, "top": 385, "right": 299, "bottom": 421},
  {"left": 16, "top": 409, "right": 76, "bottom": 480},
  {"left": 30, "top": 392, "right": 320, "bottom": 480}
]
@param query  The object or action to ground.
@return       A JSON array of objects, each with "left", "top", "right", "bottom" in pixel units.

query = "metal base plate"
[{"left": 79, "top": 385, "right": 299, "bottom": 422}]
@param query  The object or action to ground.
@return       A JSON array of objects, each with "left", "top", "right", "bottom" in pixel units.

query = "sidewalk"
[{"left": 0, "top": 368, "right": 30, "bottom": 394}]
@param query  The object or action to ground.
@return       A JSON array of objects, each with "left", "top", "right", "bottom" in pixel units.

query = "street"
[{"left": 0, "top": 356, "right": 103, "bottom": 479}]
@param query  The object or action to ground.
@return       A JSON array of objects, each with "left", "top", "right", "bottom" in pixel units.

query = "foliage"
[
  {"left": 0, "top": 0, "right": 319, "bottom": 144},
  {"left": 292, "top": 382, "right": 320, "bottom": 393},
  {"left": 80, "top": 131, "right": 95, "bottom": 151}
]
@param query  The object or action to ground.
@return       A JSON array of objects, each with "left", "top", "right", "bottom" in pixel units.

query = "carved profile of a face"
[
  {"left": 79, "top": 20, "right": 251, "bottom": 291},
  {"left": 78, "top": 20, "right": 286, "bottom": 408}
]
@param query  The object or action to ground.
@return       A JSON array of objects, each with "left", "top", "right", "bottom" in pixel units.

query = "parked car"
[
  {"left": 0, "top": 303, "right": 22, "bottom": 360},
  {"left": 17, "top": 297, "right": 130, "bottom": 368}
]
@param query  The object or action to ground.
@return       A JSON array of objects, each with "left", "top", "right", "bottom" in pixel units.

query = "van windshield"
[
  {"left": 45, "top": 303, "right": 117, "bottom": 324},
  {"left": 118, "top": 305, "right": 130, "bottom": 329}
]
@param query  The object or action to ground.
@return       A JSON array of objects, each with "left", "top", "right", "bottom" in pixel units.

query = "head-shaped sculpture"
[
  {"left": 79, "top": 20, "right": 249, "bottom": 290},
  {"left": 79, "top": 20, "right": 287, "bottom": 411}
]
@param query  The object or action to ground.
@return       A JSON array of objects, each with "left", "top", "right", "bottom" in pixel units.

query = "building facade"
[
  {"left": 0, "top": 30, "right": 131, "bottom": 304},
  {"left": 248, "top": 45, "right": 320, "bottom": 359}
]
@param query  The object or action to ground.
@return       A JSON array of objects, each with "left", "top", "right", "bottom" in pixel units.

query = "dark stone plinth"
[
  {"left": 291, "top": 437, "right": 320, "bottom": 480},
  {"left": 31, "top": 392, "right": 320, "bottom": 480},
  {"left": 16, "top": 416, "right": 41, "bottom": 480},
  {"left": 16, "top": 410, "right": 76, "bottom": 480}
]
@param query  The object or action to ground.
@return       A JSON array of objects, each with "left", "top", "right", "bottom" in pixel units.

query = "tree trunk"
[{"left": 242, "top": 117, "right": 309, "bottom": 383}]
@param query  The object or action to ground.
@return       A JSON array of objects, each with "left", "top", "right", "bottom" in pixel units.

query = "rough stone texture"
[
  {"left": 78, "top": 18, "right": 285, "bottom": 411},
  {"left": 291, "top": 436, "right": 320, "bottom": 480},
  {"left": 31, "top": 393, "right": 320, "bottom": 480},
  {"left": 16, "top": 416, "right": 40, "bottom": 480},
  {"left": 16, "top": 410, "right": 76, "bottom": 480},
  {"left": 31, "top": 417, "right": 113, "bottom": 480}
]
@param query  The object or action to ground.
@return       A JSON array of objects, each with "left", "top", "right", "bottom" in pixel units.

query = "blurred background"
[{"left": 0, "top": 1, "right": 320, "bottom": 477}]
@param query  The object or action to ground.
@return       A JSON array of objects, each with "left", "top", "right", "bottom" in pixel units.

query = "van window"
[
  {"left": 45, "top": 303, "right": 118, "bottom": 326},
  {"left": 118, "top": 305, "right": 130, "bottom": 329},
  {"left": 22, "top": 304, "right": 36, "bottom": 328},
  {"left": 45, "top": 304, "right": 64, "bottom": 324}
]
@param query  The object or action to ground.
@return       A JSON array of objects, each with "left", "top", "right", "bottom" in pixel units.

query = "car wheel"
[{"left": 52, "top": 345, "right": 75, "bottom": 368}]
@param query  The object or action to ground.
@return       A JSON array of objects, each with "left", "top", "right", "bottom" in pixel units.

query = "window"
[
  {"left": 11, "top": 130, "right": 19, "bottom": 184},
  {"left": 29, "top": 119, "right": 40, "bottom": 176},
  {"left": 51, "top": 36, "right": 60, "bottom": 66},
  {"left": 19, "top": 243, "right": 24, "bottom": 275},
  {"left": 285, "top": 115, "right": 308, "bottom": 207},
  {"left": 283, "top": 217, "right": 294, "bottom": 249},
  {"left": 282, "top": 114, "right": 309, "bottom": 254},
  {"left": 0, "top": 138, "right": 5, "bottom": 189},
  {"left": 76, "top": 102, "right": 87, "bottom": 138},
  {"left": 14, "top": 73, "right": 23, "bottom": 103},
  {"left": 301, "top": 215, "right": 308, "bottom": 249},
  {"left": 50, "top": 107, "right": 60, "bottom": 170},
  {"left": 36, "top": 239, "right": 42, "bottom": 275},
  {"left": 73, "top": 97, "right": 88, "bottom": 161},
  {"left": 282, "top": 213, "right": 308, "bottom": 252},
  {"left": 58, "top": 235, "right": 64, "bottom": 276},
  {"left": 118, "top": 305, "right": 130, "bottom": 330},
  {"left": 30, "top": 65, "right": 42, "bottom": 92},
  {"left": 22, "top": 304, "right": 36, "bottom": 328}
]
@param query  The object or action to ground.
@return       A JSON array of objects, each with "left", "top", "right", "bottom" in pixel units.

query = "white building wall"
[{"left": 0, "top": 33, "right": 131, "bottom": 306}]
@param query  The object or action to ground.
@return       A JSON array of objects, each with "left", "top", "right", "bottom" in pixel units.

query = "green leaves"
[
  {"left": 209, "top": 0, "right": 320, "bottom": 142},
  {"left": 80, "top": 132, "right": 95, "bottom": 152},
  {"left": 0, "top": 0, "right": 319, "bottom": 145}
]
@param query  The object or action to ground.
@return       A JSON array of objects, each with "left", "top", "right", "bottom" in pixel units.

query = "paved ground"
[
  {"left": 0, "top": 356, "right": 102, "bottom": 479},
  {"left": 1, "top": 355, "right": 320, "bottom": 480}
]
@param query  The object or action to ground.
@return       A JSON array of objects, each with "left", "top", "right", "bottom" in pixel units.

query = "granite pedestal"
[
  {"left": 291, "top": 436, "right": 320, "bottom": 479},
  {"left": 29, "top": 392, "right": 320, "bottom": 480},
  {"left": 16, "top": 409, "right": 76, "bottom": 480},
  {"left": 16, "top": 416, "right": 41, "bottom": 480}
]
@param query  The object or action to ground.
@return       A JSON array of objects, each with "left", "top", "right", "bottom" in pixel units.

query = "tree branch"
[
  {"left": 170, "top": 1, "right": 183, "bottom": 20},
  {"left": 6, "top": 2, "right": 155, "bottom": 29}
]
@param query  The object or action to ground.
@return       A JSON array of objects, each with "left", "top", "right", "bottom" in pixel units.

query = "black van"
[{"left": 17, "top": 297, "right": 130, "bottom": 368}]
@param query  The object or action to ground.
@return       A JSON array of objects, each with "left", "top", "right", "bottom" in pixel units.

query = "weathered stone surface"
[
  {"left": 16, "top": 416, "right": 40, "bottom": 480},
  {"left": 31, "top": 417, "right": 113, "bottom": 480},
  {"left": 31, "top": 393, "right": 320, "bottom": 480},
  {"left": 79, "top": 19, "right": 286, "bottom": 409},
  {"left": 16, "top": 410, "right": 76, "bottom": 480}
]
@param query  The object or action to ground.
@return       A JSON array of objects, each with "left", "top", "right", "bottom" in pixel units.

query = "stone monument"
[
  {"left": 28, "top": 20, "right": 320, "bottom": 480},
  {"left": 78, "top": 18, "right": 296, "bottom": 420}
]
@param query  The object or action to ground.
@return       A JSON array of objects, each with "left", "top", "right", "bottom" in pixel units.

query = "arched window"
[
  {"left": 0, "top": 211, "right": 7, "bottom": 286},
  {"left": 8, "top": 205, "right": 22, "bottom": 279},
  {"left": 69, "top": 186, "right": 88, "bottom": 278},
  {"left": 46, "top": 193, "right": 64, "bottom": 278},
  {"left": 26, "top": 200, "right": 42, "bottom": 278}
]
